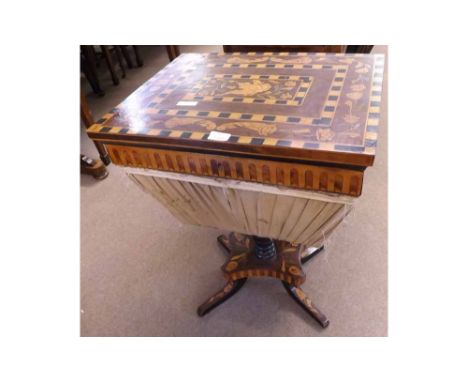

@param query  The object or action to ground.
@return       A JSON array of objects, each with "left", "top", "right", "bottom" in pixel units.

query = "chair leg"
[
  {"left": 197, "top": 279, "right": 247, "bottom": 316},
  {"left": 120, "top": 46, "right": 134, "bottom": 68},
  {"left": 114, "top": 46, "right": 126, "bottom": 78},
  {"left": 81, "top": 46, "right": 105, "bottom": 96},
  {"left": 166, "top": 45, "right": 180, "bottom": 61},
  {"left": 282, "top": 282, "right": 329, "bottom": 328},
  {"left": 133, "top": 45, "right": 143, "bottom": 67},
  {"left": 90, "top": 46, "right": 100, "bottom": 67},
  {"left": 101, "top": 45, "right": 119, "bottom": 85}
]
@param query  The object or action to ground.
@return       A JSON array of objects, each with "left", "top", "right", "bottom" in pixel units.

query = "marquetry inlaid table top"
[{"left": 88, "top": 52, "right": 384, "bottom": 168}]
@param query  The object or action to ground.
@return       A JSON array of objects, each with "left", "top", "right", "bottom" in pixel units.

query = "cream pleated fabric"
[{"left": 127, "top": 168, "right": 353, "bottom": 248}]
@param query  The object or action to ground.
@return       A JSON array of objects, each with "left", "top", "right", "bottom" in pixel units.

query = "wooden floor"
[{"left": 80, "top": 45, "right": 387, "bottom": 336}]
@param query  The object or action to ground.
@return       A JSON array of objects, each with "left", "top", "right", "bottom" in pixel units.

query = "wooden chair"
[
  {"left": 119, "top": 46, "right": 143, "bottom": 68},
  {"left": 80, "top": 90, "right": 110, "bottom": 166},
  {"left": 222, "top": 45, "right": 374, "bottom": 54},
  {"left": 166, "top": 45, "right": 181, "bottom": 61},
  {"left": 81, "top": 46, "right": 105, "bottom": 96},
  {"left": 100, "top": 46, "right": 126, "bottom": 85},
  {"left": 81, "top": 45, "right": 140, "bottom": 96},
  {"left": 223, "top": 45, "right": 346, "bottom": 53},
  {"left": 345, "top": 45, "right": 373, "bottom": 53},
  {"left": 164, "top": 45, "right": 349, "bottom": 62}
]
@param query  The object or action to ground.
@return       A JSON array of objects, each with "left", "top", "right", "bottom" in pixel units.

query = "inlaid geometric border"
[
  {"left": 89, "top": 122, "right": 365, "bottom": 154},
  {"left": 209, "top": 52, "right": 353, "bottom": 57},
  {"left": 106, "top": 144, "right": 364, "bottom": 196},
  {"left": 148, "top": 63, "right": 347, "bottom": 114},
  {"left": 89, "top": 55, "right": 385, "bottom": 157},
  {"left": 142, "top": 63, "right": 200, "bottom": 106},
  {"left": 207, "top": 62, "right": 350, "bottom": 70},
  {"left": 183, "top": 74, "right": 314, "bottom": 106},
  {"left": 362, "top": 55, "right": 385, "bottom": 155},
  {"left": 145, "top": 65, "right": 347, "bottom": 126}
]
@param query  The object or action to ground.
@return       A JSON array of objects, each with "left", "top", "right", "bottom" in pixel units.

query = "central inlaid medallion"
[{"left": 184, "top": 74, "right": 315, "bottom": 106}]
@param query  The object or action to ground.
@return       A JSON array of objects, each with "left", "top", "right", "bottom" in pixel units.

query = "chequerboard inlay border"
[{"left": 87, "top": 52, "right": 385, "bottom": 166}]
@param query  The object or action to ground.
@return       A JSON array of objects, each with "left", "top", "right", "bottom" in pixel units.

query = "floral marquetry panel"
[{"left": 187, "top": 74, "right": 315, "bottom": 106}]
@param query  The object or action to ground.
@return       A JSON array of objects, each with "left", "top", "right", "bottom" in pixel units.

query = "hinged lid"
[{"left": 87, "top": 52, "right": 384, "bottom": 167}]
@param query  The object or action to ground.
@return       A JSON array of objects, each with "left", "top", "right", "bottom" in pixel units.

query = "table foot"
[
  {"left": 282, "top": 282, "right": 330, "bottom": 328},
  {"left": 198, "top": 233, "right": 329, "bottom": 328},
  {"left": 197, "top": 279, "right": 247, "bottom": 316},
  {"left": 80, "top": 155, "right": 109, "bottom": 180},
  {"left": 301, "top": 245, "right": 325, "bottom": 265},
  {"left": 217, "top": 235, "right": 231, "bottom": 254}
]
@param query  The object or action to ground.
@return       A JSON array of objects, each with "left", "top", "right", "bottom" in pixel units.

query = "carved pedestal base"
[{"left": 197, "top": 233, "right": 329, "bottom": 328}]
